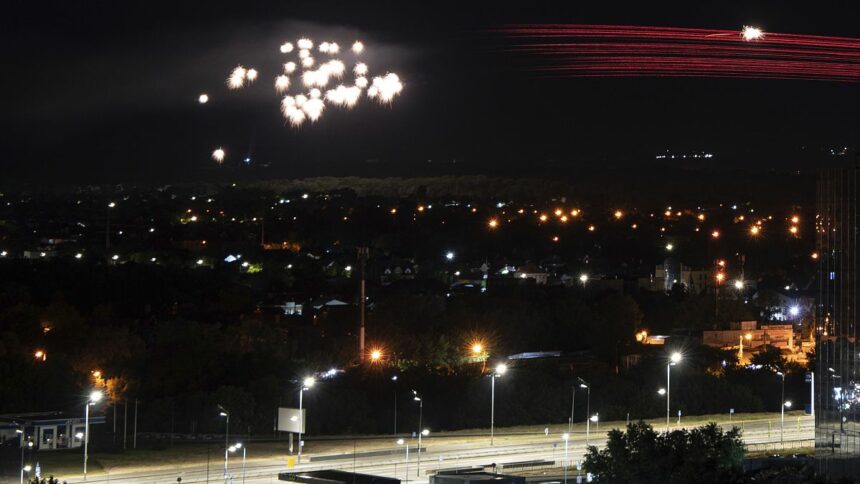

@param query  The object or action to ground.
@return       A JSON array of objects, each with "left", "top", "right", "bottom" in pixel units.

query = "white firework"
[
  {"left": 295, "top": 94, "right": 308, "bottom": 107},
  {"left": 280, "top": 42, "right": 294, "bottom": 53},
  {"left": 302, "top": 69, "right": 330, "bottom": 88},
  {"left": 275, "top": 75, "right": 290, "bottom": 92},
  {"left": 326, "top": 84, "right": 361, "bottom": 108},
  {"left": 302, "top": 98, "right": 325, "bottom": 121},
  {"left": 328, "top": 42, "right": 339, "bottom": 54},
  {"left": 297, "top": 38, "right": 313, "bottom": 50},
  {"left": 212, "top": 148, "right": 225, "bottom": 163},
  {"left": 319, "top": 42, "right": 330, "bottom": 53},
  {"left": 326, "top": 60, "right": 346, "bottom": 78},
  {"left": 284, "top": 62, "right": 297, "bottom": 73},
  {"left": 367, "top": 85, "right": 378, "bottom": 98},
  {"left": 741, "top": 25, "right": 764, "bottom": 41},
  {"left": 299, "top": 49, "right": 310, "bottom": 59},
  {"left": 354, "top": 62, "right": 368, "bottom": 76},
  {"left": 371, "top": 73, "right": 403, "bottom": 102},
  {"left": 352, "top": 41, "right": 364, "bottom": 54},
  {"left": 355, "top": 76, "right": 368, "bottom": 88},
  {"left": 302, "top": 56, "right": 314, "bottom": 68},
  {"left": 227, "top": 65, "right": 247, "bottom": 89},
  {"left": 285, "top": 105, "right": 306, "bottom": 126},
  {"left": 309, "top": 88, "right": 322, "bottom": 99},
  {"left": 246, "top": 68, "right": 258, "bottom": 82},
  {"left": 281, "top": 95, "right": 296, "bottom": 112}
]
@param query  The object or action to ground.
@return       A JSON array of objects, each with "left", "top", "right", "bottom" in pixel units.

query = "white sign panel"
[{"left": 277, "top": 407, "right": 306, "bottom": 433}]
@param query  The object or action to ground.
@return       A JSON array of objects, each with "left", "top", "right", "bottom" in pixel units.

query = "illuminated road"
[{"left": 53, "top": 415, "right": 813, "bottom": 484}]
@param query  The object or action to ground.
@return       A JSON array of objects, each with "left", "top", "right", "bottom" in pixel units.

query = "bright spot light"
[
  {"left": 396, "top": 438, "right": 405, "bottom": 445},
  {"left": 111, "top": 254, "right": 119, "bottom": 261},
  {"left": 488, "top": 218, "right": 499, "bottom": 228},
  {"left": 670, "top": 352, "right": 682, "bottom": 364},
  {"left": 789, "top": 306, "right": 800, "bottom": 316},
  {"left": 750, "top": 225, "right": 761, "bottom": 236},
  {"left": 445, "top": 251, "right": 455, "bottom": 261},
  {"left": 495, "top": 363, "right": 508, "bottom": 375},
  {"left": 472, "top": 342, "right": 484, "bottom": 354},
  {"left": 784, "top": 400, "right": 792, "bottom": 408},
  {"left": 352, "top": 41, "right": 364, "bottom": 54},
  {"left": 280, "top": 42, "right": 294, "bottom": 53},
  {"left": 711, "top": 230, "right": 720, "bottom": 239},
  {"left": 344, "top": 265, "right": 352, "bottom": 272},
  {"left": 370, "top": 349, "right": 382, "bottom": 361},
  {"left": 614, "top": 210, "right": 623, "bottom": 219},
  {"left": 303, "top": 376, "right": 316, "bottom": 388},
  {"left": 89, "top": 390, "right": 103, "bottom": 403},
  {"left": 742, "top": 25, "right": 765, "bottom": 41},
  {"left": 666, "top": 243, "right": 674, "bottom": 251},
  {"left": 212, "top": 148, "right": 225, "bottom": 163},
  {"left": 75, "top": 253, "right": 83, "bottom": 259},
  {"left": 421, "top": 429, "right": 430, "bottom": 436},
  {"left": 658, "top": 388, "right": 666, "bottom": 395},
  {"left": 579, "top": 274, "right": 589, "bottom": 283},
  {"left": 196, "top": 259, "right": 204, "bottom": 265},
  {"left": 198, "top": 93, "right": 209, "bottom": 104},
  {"left": 734, "top": 280, "right": 744, "bottom": 290}
]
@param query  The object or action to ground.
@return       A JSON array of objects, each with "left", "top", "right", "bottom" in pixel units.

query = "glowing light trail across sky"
[{"left": 496, "top": 24, "right": 860, "bottom": 82}]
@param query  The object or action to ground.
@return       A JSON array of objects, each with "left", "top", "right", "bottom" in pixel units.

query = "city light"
[
  {"left": 670, "top": 352, "right": 682, "bottom": 364},
  {"left": 789, "top": 305, "right": 800, "bottom": 316},
  {"left": 658, "top": 388, "right": 666, "bottom": 395},
  {"left": 742, "top": 25, "right": 765, "bottom": 41},
  {"left": 734, "top": 280, "right": 744, "bottom": 290},
  {"left": 89, "top": 390, "right": 103, "bottom": 403},
  {"left": 495, "top": 363, "right": 508, "bottom": 375},
  {"left": 614, "top": 210, "right": 623, "bottom": 219},
  {"left": 488, "top": 218, "right": 499, "bottom": 228},
  {"left": 715, "top": 272, "right": 726, "bottom": 284},
  {"left": 445, "top": 251, "right": 455, "bottom": 261},
  {"left": 579, "top": 274, "right": 589, "bottom": 284},
  {"left": 34, "top": 350, "right": 46, "bottom": 361},
  {"left": 370, "top": 349, "right": 382, "bottom": 361},
  {"left": 665, "top": 243, "right": 674, "bottom": 251},
  {"left": 750, "top": 225, "right": 761, "bottom": 236},
  {"left": 303, "top": 377, "right": 316, "bottom": 389},
  {"left": 711, "top": 230, "right": 720, "bottom": 239},
  {"left": 471, "top": 342, "right": 484, "bottom": 355},
  {"left": 198, "top": 93, "right": 209, "bottom": 104}
]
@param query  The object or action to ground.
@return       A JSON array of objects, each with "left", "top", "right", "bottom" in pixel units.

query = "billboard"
[{"left": 278, "top": 407, "right": 306, "bottom": 433}]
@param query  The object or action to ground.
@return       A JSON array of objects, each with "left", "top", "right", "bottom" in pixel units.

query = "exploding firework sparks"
[
  {"left": 275, "top": 75, "right": 290, "bottom": 92},
  {"left": 212, "top": 148, "right": 225, "bottom": 163},
  {"left": 209, "top": 36, "right": 402, "bottom": 154},
  {"left": 498, "top": 24, "right": 860, "bottom": 81},
  {"left": 741, "top": 25, "right": 764, "bottom": 41}
]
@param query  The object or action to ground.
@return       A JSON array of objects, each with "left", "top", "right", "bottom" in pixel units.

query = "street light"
[
  {"left": 579, "top": 380, "right": 591, "bottom": 446},
  {"left": 396, "top": 438, "right": 408, "bottom": 483},
  {"left": 391, "top": 375, "right": 399, "bottom": 434},
  {"left": 298, "top": 377, "right": 315, "bottom": 464},
  {"left": 370, "top": 349, "right": 382, "bottom": 362},
  {"left": 218, "top": 406, "right": 230, "bottom": 481},
  {"left": 666, "top": 352, "right": 682, "bottom": 432},
  {"left": 412, "top": 390, "right": 423, "bottom": 477},
  {"left": 561, "top": 433, "right": 570, "bottom": 484},
  {"left": 84, "top": 390, "right": 103, "bottom": 479},
  {"left": 229, "top": 442, "right": 246, "bottom": 484},
  {"left": 445, "top": 251, "right": 455, "bottom": 261},
  {"left": 733, "top": 280, "right": 744, "bottom": 290},
  {"left": 490, "top": 363, "right": 507, "bottom": 446},
  {"left": 776, "top": 371, "right": 786, "bottom": 443}
]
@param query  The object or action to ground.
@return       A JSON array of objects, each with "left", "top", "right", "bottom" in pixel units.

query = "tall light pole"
[
  {"left": 490, "top": 363, "right": 507, "bottom": 446},
  {"left": 396, "top": 438, "right": 409, "bottom": 483},
  {"left": 217, "top": 406, "right": 229, "bottom": 481},
  {"left": 84, "top": 390, "right": 103, "bottom": 480},
  {"left": 412, "top": 390, "right": 424, "bottom": 477},
  {"left": 568, "top": 385, "right": 575, "bottom": 435},
  {"left": 229, "top": 443, "right": 246, "bottom": 484},
  {"left": 298, "top": 377, "right": 315, "bottom": 464},
  {"left": 16, "top": 428, "right": 26, "bottom": 484},
  {"left": 106, "top": 202, "right": 115, "bottom": 250},
  {"left": 392, "top": 375, "right": 399, "bottom": 434},
  {"left": 579, "top": 381, "right": 590, "bottom": 446},
  {"left": 561, "top": 433, "right": 570, "bottom": 484},
  {"left": 776, "top": 371, "right": 785, "bottom": 442},
  {"left": 666, "top": 352, "right": 682, "bottom": 432}
]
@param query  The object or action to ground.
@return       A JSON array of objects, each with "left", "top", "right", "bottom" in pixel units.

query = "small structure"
[
  {"left": 0, "top": 412, "right": 106, "bottom": 450},
  {"left": 279, "top": 470, "right": 400, "bottom": 484},
  {"left": 431, "top": 471, "right": 526, "bottom": 484}
]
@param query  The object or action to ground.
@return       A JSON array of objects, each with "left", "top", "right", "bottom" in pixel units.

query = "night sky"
[{"left": 2, "top": 0, "right": 859, "bottom": 184}]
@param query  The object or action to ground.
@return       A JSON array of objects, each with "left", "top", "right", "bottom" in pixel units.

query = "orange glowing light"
[
  {"left": 488, "top": 219, "right": 499, "bottom": 228},
  {"left": 390, "top": 208, "right": 397, "bottom": 214},
  {"left": 554, "top": 209, "right": 563, "bottom": 217},
  {"left": 614, "top": 210, "right": 623, "bottom": 219},
  {"left": 471, "top": 342, "right": 484, "bottom": 355},
  {"left": 560, "top": 215, "right": 569, "bottom": 223},
  {"left": 34, "top": 350, "right": 46, "bottom": 361},
  {"left": 570, "top": 209, "right": 580, "bottom": 217},
  {"left": 811, "top": 252, "right": 819, "bottom": 260},
  {"left": 711, "top": 230, "right": 720, "bottom": 239},
  {"left": 539, "top": 214, "right": 548, "bottom": 222},
  {"left": 92, "top": 370, "right": 102, "bottom": 378},
  {"left": 717, "top": 259, "right": 726, "bottom": 267},
  {"left": 750, "top": 226, "right": 760, "bottom": 236},
  {"left": 789, "top": 226, "right": 799, "bottom": 234},
  {"left": 715, "top": 272, "right": 726, "bottom": 283},
  {"left": 370, "top": 349, "right": 382, "bottom": 361},
  {"left": 552, "top": 235, "right": 559, "bottom": 242},
  {"left": 631, "top": 223, "right": 638, "bottom": 229},
  {"left": 697, "top": 214, "right": 706, "bottom": 221},
  {"left": 587, "top": 225, "right": 596, "bottom": 232},
  {"left": 791, "top": 215, "right": 800, "bottom": 224},
  {"left": 417, "top": 206, "right": 425, "bottom": 212}
]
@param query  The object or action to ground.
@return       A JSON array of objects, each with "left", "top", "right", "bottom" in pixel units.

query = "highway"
[{"left": 44, "top": 415, "right": 813, "bottom": 484}]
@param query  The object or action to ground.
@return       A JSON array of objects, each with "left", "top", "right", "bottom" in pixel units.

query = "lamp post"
[
  {"left": 590, "top": 414, "right": 600, "bottom": 438},
  {"left": 218, "top": 406, "right": 229, "bottom": 481},
  {"left": 776, "top": 371, "right": 786, "bottom": 443},
  {"left": 229, "top": 443, "right": 246, "bottom": 484},
  {"left": 568, "top": 385, "right": 575, "bottom": 435},
  {"left": 16, "top": 428, "right": 26, "bottom": 484},
  {"left": 490, "top": 363, "right": 507, "bottom": 446},
  {"left": 392, "top": 375, "right": 399, "bottom": 434},
  {"left": 396, "top": 438, "right": 409, "bottom": 483},
  {"left": 561, "top": 433, "right": 570, "bottom": 484},
  {"left": 666, "top": 352, "right": 682, "bottom": 432},
  {"left": 84, "top": 390, "right": 103, "bottom": 480},
  {"left": 298, "top": 377, "right": 315, "bottom": 464},
  {"left": 411, "top": 390, "right": 424, "bottom": 477},
  {"left": 579, "top": 381, "right": 590, "bottom": 446}
]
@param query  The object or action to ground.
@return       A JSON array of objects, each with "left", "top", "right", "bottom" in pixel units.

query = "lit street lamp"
[
  {"left": 396, "top": 438, "right": 408, "bottom": 483},
  {"left": 411, "top": 390, "right": 425, "bottom": 477},
  {"left": 561, "top": 433, "right": 570, "bottom": 484},
  {"left": 228, "top": 442, "right": 246, "bottom": 484},
  {"left": 776, "top": 371, "right": 787, "bottom": 442},
  {"left": 490, "top": 363, "right": 507, "bottom": 445},
  {"left": 84, "top": 390, "right": 103, "bottom": 480},
  {"left": 298, "top": 377, "right": 315, "bottom": 464},
  {"left": 391, "top": 375, "right": 399, "bottom": 434},
  {"left": 217, "top": 405, "right": 230, "bottom": 481},
  {"left": 579, "top": 380, "right": 591, "bottom": 446},
  {"left": 666, "top": 352, "right": 682, "bottom": 432}
]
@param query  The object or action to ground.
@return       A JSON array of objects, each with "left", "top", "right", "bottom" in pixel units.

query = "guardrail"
[{"left": 746, "top": 439, "right": 814, "bottom": 453}]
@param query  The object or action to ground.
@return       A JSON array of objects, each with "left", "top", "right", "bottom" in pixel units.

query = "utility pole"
[{"left": 357, "top": 247, "right": 369, "bottom": 361}]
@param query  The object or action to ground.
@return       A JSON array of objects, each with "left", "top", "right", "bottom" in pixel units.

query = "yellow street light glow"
[
  {"left": 734, "top": 280, "right": 744, "bottom": 290},
  {"left": 554, "top": 209, "right": 563, "bottom": 217},
  {"left": 789, "top": 226, "right": 799, "bottom": 234},
  {"left": 570, "top": 209, "right": 580, "bottom": 217},
  {"left": 614, "top": 210, "right": 623, "bottom": 219},
  {"left": 750, "top": 225, "right": 760, "bottom": 236},
  {"left": 587, "top": 225, "right": 596, "bottom": 232},
  {"left": 670, "top": 352, "right": 682, "bottom": 363},
  {"left": 370, "top": 349, "right": 382, "bottom": 361},
  {"left": 811, "top": 252, "right": 819, "bottom": 260},
  {"left": 471, "top": 342, "right": 484, "bottom": 354},
  {"left": 539, "top": 214, "right": 548, "bottom": 222},
  {"left": 303, "top": 377, "right": 316, "bottom": 388},
  {"left": 711, "top": 230, "right": 720, "bottom": 239},
  {"left": 560, "top": 215, "right": 568, "bottom": 222},
  {"left": 791, "top": 215, "right": 800, "bottom": 224},
  {"left": 715, "top": 272, "right": 726, "bottom": 283},
  {"left": 745, "top": 333, "right": 752, "bottom": 340},
  {"left": 488, "top": 218, "right": 499, "bottom": 228}
]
